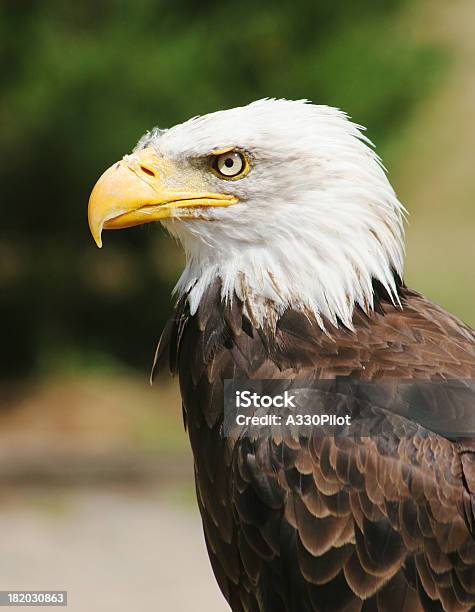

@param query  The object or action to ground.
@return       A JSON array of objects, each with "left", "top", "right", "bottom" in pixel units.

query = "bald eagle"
[{"left": 88, "top": 99, "right": 475, "bottom": 611}]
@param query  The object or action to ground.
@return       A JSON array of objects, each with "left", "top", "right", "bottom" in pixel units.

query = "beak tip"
[
  {"left": 90, "top": 226, "right": 103, "bottom": 248},
  {"left": 91, "top": 229, "right": 102, "bottom": 249},
  {"left": 88, "top": 212, "right": 103, "bottom": 248}
]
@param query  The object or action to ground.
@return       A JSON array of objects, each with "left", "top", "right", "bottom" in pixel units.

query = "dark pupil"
[{"left": 224, "top": 157, "right": 234, "bottom": 168}]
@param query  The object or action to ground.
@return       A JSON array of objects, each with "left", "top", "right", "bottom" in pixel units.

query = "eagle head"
[{"left": 88, "top": 99, "right": 405, "bottom": 328}]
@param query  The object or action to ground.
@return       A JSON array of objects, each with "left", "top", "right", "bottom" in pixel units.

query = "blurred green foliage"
[{"left": 0, "top": 0, "right": 445, "bottom": 379}]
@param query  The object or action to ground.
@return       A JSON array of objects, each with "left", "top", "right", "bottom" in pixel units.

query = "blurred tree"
[{"left": 0, "top": 0, "right": 445, "bottom": 379}]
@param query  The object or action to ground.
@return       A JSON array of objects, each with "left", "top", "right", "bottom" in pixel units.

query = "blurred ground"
[
  {"left": 0, "top": 375, "right": 227, "bottom": 610},
  {"left": 0, "top": 488, "right": 225, "bottom": 612},
  {"left": 0, "top": 374, "right": 188, "bottom": 483}
]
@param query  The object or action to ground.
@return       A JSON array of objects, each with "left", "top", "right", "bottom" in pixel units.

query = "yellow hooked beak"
[{"left": 88, "top": 147, "right": 238, "bottom": 247}]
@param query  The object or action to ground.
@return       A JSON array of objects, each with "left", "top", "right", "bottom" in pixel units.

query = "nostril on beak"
[{"left": 140, "top": 165, "right": 155, "bottom": 177}]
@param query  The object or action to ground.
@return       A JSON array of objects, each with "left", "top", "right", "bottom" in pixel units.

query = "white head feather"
[{"left": 135, "top": 99, "right": 406, "bottom": 329}]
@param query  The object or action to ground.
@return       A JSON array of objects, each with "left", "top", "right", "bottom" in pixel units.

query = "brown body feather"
[{"left": 154, "top": 281, "right": 475, "bottom": 611}]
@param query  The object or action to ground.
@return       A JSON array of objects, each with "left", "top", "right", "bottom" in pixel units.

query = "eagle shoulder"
[{"left": 152, "top": 281, "right": 475, "bottom": 611}]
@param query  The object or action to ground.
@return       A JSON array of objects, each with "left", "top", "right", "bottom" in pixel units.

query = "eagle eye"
[{"left": 212, "top": 151, "right": 248, "bottom": 179}]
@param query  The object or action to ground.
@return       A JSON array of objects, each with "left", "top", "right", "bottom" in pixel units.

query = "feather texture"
[{"left": 153, "top": 280, "right": 475, "bottom": 611}]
